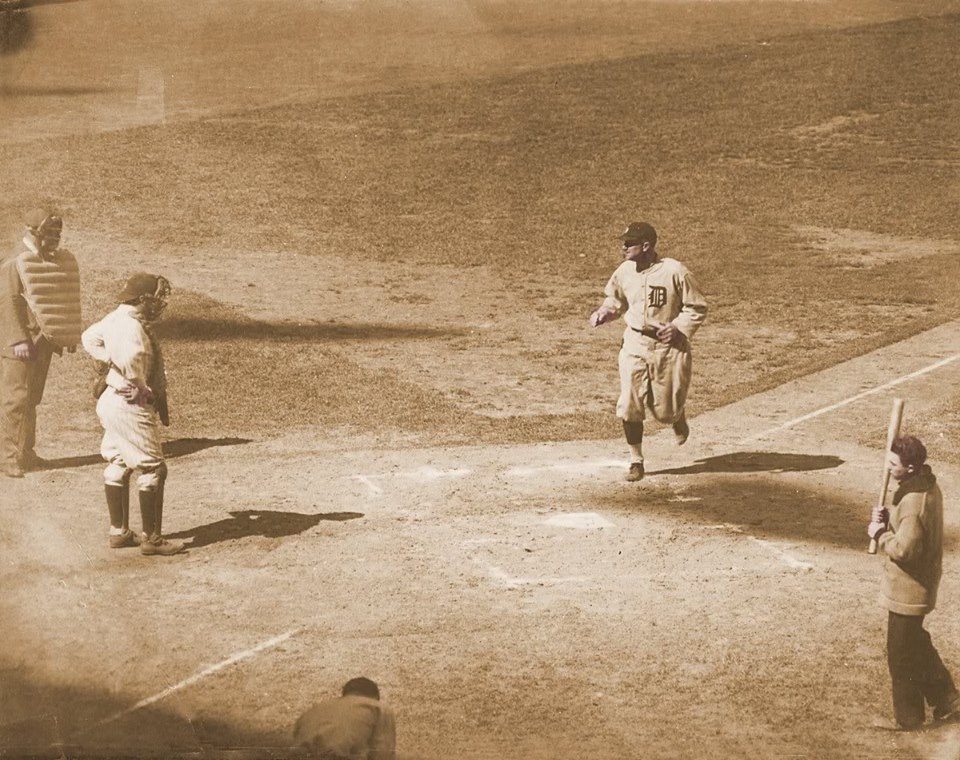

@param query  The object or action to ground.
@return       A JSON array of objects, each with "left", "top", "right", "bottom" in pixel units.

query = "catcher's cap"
[
  {"left": 119, "top": 272, "right": 170, "bottom": 302},
  {"left": 25, "top": 208, "right": 63, "bottom": 236},
  {"left": 621, "top": 221, "right": 657, "bottom": 246}
]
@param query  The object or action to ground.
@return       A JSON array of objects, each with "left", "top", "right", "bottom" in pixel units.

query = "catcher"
[
  {"left": 81, "top": 273, "right": 182, "bottom": 556},
  {"left": 590, "top": 222, "right": 707, "bottom": 481}
]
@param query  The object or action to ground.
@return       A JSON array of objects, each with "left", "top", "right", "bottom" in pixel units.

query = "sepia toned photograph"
[{"left": 1, "top": 0, "right": 959, "bottom": 757}]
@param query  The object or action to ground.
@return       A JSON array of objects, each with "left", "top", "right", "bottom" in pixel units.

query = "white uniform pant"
[
  {"left": 96, "top": 388, "right": 164, "bottom": 490},
  {"left": 616, "top": 332, "right": 692, "bottom": 425}
]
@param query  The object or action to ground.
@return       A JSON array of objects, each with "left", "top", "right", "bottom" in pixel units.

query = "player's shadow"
[
  {"left": 156, "top": 318, "right": 465, "bottom": 342},
  {"left": 165, "top": 509, "right": 363, "bottom": 549},
  {"left": 36, "top": 436, "right": 252, "bottom": 471},
  {"left": 608, "top": 475, "right": 866, "bottom": 550},
  {"left": 646, "top": 451, "right": 844, "bottom": 476}
]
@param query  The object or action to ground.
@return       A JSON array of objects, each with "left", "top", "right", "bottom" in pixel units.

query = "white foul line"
[
  {"left": 88, "top": 629, "right": 298, "bottom": 730},
  {"left": 743, "top": 353, "right": 960, "bottom": 442},
  {"left": 749, "top": 538, "right": 814, "bottom": 571}
]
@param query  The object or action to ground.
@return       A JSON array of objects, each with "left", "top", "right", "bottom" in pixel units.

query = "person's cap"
[
  {"left": 25, "top": 208, "right": 63, "bottom": 236},
  {"left": 621, "top": 222, "right": 657, "bottom": 246},
  {"left": 119, "top": 272, "right": 165, "bottom": 302}
]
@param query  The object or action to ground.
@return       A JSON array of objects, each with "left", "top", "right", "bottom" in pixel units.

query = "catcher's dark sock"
[
  {"left": 139, "top": 489, "right": 157, "bottom": 538},
  {"left": 105, "top": 485, "right": 125, "bottom": 529}
]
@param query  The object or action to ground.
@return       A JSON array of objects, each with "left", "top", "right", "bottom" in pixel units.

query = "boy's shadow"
[{"left": 166, "top": 509, "right": 362, "bottom": 549}]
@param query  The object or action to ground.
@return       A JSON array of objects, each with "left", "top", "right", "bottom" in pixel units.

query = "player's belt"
[{"left": 630, "top": 326, "right": 659, "bottom": 339}]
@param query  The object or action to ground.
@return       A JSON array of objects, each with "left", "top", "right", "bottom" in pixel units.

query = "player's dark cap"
[
  {"left": 25, "top": 208, "right": 63, "bottom": 236},
  {"left": 621, "top": 222, "right": 657, "bottom": 246},
  {"left": 119, "top": 272, "right": 170, "bottom": 302}
]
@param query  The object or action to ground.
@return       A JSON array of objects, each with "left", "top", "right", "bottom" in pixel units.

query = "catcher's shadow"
[{"left": 165, "top": 509, "right": 362, "bottom": 549}]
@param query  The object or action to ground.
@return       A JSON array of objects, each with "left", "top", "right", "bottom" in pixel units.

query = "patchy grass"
[{"left": 3, "top": 13, "right": 960, "bottom": 444}]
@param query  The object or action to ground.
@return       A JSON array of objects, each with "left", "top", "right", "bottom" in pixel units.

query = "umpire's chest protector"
[{"left": 16, "top": 249, "right": 82, "bottom": 349}]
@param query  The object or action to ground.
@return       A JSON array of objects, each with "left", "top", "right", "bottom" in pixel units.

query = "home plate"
[{"left": 544, "top": 512, "right": 616, "bottom": 529}]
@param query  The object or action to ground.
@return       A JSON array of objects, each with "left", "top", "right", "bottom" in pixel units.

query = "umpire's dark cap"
[
  {"left": 119, "top": 272, "right": 163, "bottom": 302},
  {"left": 621, "top": 222, "right": 657, "bottom": 246},
  {"left": 25, "top": 208, "right": 63, "bottom": 236}
]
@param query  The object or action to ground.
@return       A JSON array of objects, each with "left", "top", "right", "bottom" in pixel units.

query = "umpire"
[{"left": 0, "top": 209, "right": 81, "bottom": 477}]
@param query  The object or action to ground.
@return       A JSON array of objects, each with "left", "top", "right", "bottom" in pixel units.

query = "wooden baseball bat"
[{"left": 868, "top": 398, "right": 905, "bottom": 554}]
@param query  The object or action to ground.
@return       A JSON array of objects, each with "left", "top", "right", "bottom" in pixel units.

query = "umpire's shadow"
[
  {"left": 165, "top": 509, "right": 363, "bottom": 549},
  {"left": 37, "top": 437, "right": 252, "bottom": 471},
  {"left": 646, "top": 451, "right": 844, "bottom": 476}
]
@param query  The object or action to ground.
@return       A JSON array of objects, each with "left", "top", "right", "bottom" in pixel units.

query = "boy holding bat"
[{"left": 868, "top": 435, "right": 960, "bottom": 730}]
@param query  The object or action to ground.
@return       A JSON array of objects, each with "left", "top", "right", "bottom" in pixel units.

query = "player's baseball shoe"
[
  {"left": 109, "top": 529, "right": 141, "bottom": 549},
  {"left": 672, "top": 415, "right": 689, "bottom": 446},
  {"left": 1, "top": 461, "right": 24, "bottom": 478},
  {"left": 140, "top": 535, "right": 185, "bottom": 556},
  {"left": 626, "top": 462, "right": 644, "bottom": 482}
]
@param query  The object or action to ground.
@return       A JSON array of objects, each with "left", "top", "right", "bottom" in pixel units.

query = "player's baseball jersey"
[{"left": 601, "top": 256, "right": 707, "bottom": 339}]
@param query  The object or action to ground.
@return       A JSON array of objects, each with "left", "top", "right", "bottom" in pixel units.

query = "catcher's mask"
[{"left": 119, "top": 273, "right": 171, "bottom": 320}]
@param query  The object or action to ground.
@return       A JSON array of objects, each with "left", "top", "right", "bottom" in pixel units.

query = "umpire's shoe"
[
  {"left": 140, "top": 534, "right": 185, "bottom": 556},
  {"left": 626, "top": 462, "right": 644, "bottom": 482}
]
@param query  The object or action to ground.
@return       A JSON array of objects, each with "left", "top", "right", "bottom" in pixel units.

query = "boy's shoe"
[
  {"left": 870, "top": 717, "right": 921, "bottom": 732},
  {"left": 933, "top": 693, "right": 960, "bottom": 723},
  {"left": 626, "top": 462, "right": 644, "bottom": 482},
  {"left": 140, "top": 534, "right": 185, "bottom": 556},
  {"left": 109, "top": 529, "right": 141, "bottom": 549}
]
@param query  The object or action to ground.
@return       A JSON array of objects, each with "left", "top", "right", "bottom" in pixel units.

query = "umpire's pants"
[
  {"left": 887, "top": 611, "right": 957, "bottom": 728},
  {"left": 0, "top": 339, "right": 53, "bottom": 467}
]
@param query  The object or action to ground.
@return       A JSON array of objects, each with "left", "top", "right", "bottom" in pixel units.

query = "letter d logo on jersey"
[{"left": 648, "top": 286, "right": 667, "bottom": 308}]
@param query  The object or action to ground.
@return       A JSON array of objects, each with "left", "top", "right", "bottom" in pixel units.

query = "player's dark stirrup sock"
[{"left": 622, "top": 420, "right": 644, "bottom": 445}]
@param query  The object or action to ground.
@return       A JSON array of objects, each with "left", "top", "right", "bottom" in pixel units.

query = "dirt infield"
[
  {"left": 2, "top": 325, "right": 959, "bottom": 759},
  {"left": 2, "top": 1, "right": 960, "bottom": 759}
]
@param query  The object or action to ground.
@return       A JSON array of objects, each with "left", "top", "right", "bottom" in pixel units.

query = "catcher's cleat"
[
  {"left": 140, "top": 535, "right": 185, "bottom": 557},
  {"left": 109, "top": 529, "right": 141, "bottom": 549},
  {"left": 672, "top": 415, "right": 689, "bottom": 446},
  {"left": 625, "top": 462, "right": 644, "bottom": 482}
]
